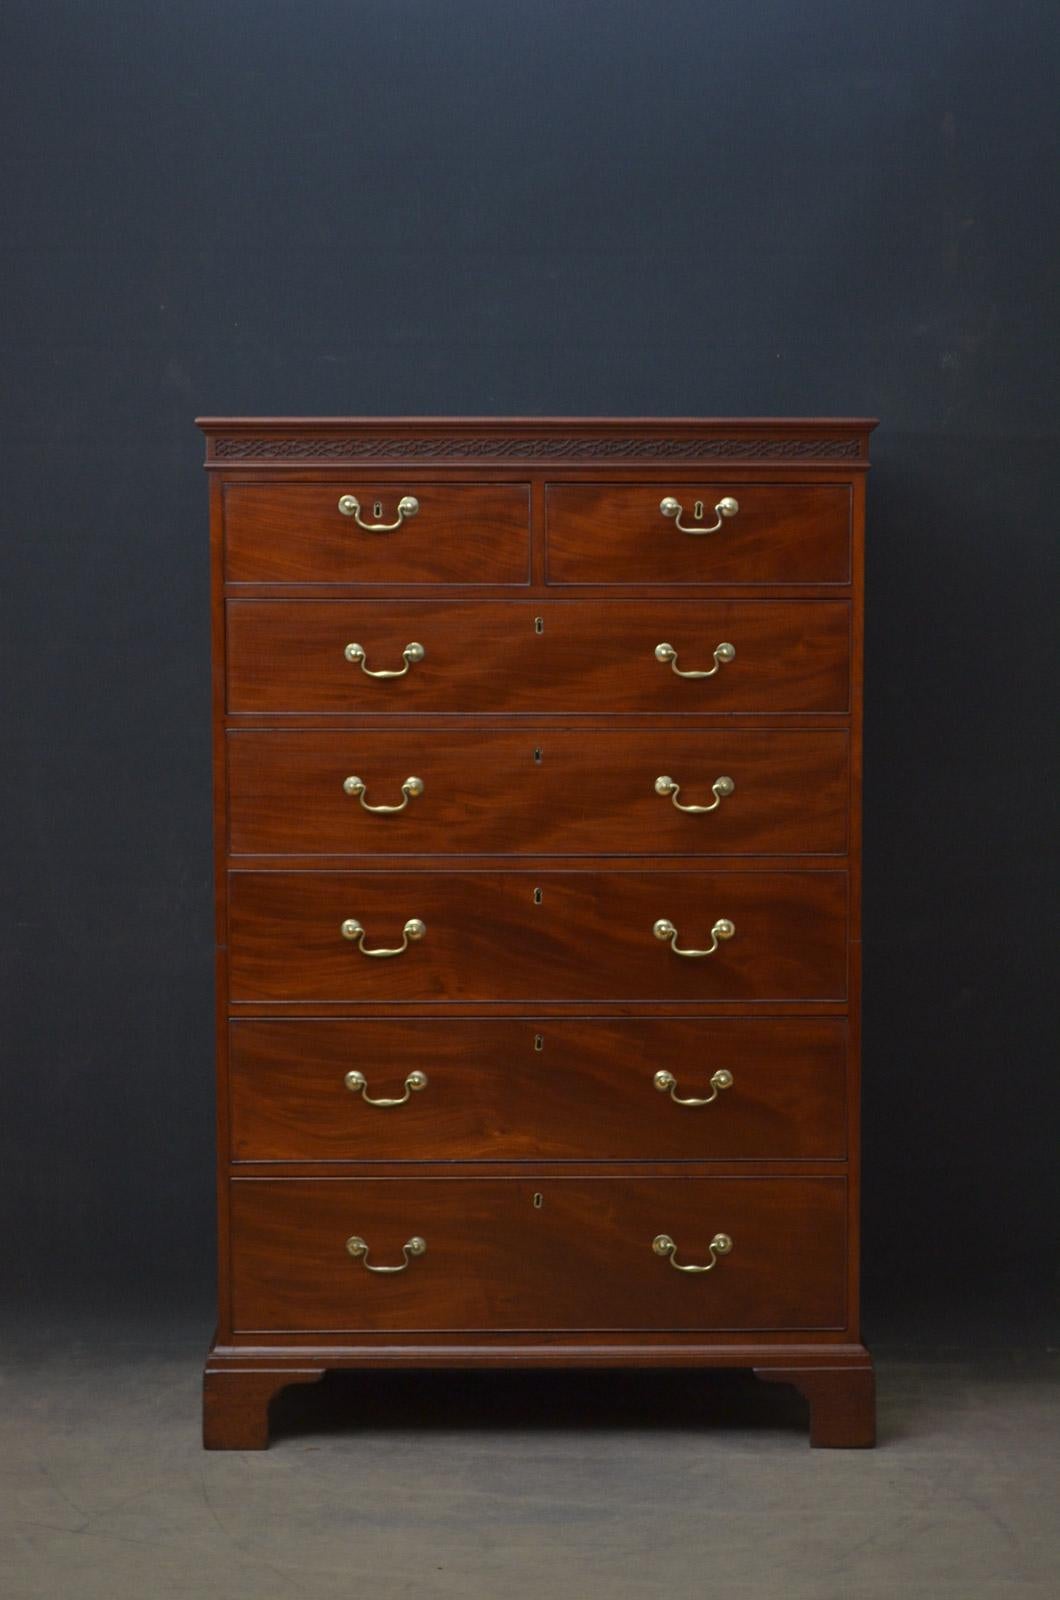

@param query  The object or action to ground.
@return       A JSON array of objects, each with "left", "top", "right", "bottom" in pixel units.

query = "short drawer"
[
  {"left": 546, "top": 482, "right": 851, "bottom": 585},
  {"left": 223, "top": 482, "right": 530, "bottom": 584},
  {"left": 227, "top": 729, "right": 849, "bottom": 855},
  {"left": 229, "top": 1018, "right": 848, "bottom": 1161},
  {"left": 226, "top": 600, "right": 850, "bottom": 714},
  {"left": 229, "top": 1175, "right": 848, "bottom": 1332},
  {"left": 227, "top": 869, "right": 848, "bottom": 1003}
]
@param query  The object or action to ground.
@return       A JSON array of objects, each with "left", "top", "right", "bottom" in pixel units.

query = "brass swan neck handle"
[
  {"left": 659, "top": 494, "right": 739, "bottom": 535},
  {"left": 653, "top": 918, "right": 735, "bottom": 958},
  {"left": 343, "top": 775, "right": 424, "bottom": 813},
  {"left": 654, "top": 1068, "right": 733, "bottom": 1106},
  {"left": 655, "top": 641, "right": 735, "bottom": 679},
  {"left": 338, "top": 493, "right": 419, "bottom": 532},
  {"left": 344, "top": 641, "right": 425, "bottom": 679},
  {"left": 346, "top": 1235, "right": 426, "bottom": 1273},
  {"left": 652, "top": 1233, "right": 733, "bottom": 1273},
  {"left": 654, "top": 774, "right": 735, "bottom": 813},
  {"left": 345, "top": 1069, "right": 428, "bottom": 1107},
  {"left": 341, "top": 917, "right": 426, "bottom": 957}
]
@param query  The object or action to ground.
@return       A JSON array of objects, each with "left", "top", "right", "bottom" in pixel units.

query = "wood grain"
[
  {"left": 546, "top": 481, "right": 850, "bottom": 585},
  {"left": 226, "top": 728, "right": 849, "bottom": 856},
  {"left": 227, "top": 869, "right": 848, "bottom": 1003},
  {"left": 228, "top": 1017, "right": 848, "bottom": 1162},
  {"left": 229, "top": 1175, "right": 848, "bottom": 1333},
  {"left": 226, "top": 599, "right": 851, "bottom": 715},
  {"left": 224, "top": 482, "right": 530, "bottom": 584}
]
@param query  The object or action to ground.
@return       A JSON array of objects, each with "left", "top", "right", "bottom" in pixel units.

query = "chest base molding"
[{"left": 203, "top": 1338, "right": 875, "bottom": 1449}]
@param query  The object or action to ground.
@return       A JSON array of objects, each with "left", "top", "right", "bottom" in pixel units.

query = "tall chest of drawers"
[{"left": 199, "top": 416, "right": 876, "bottom": 1450}]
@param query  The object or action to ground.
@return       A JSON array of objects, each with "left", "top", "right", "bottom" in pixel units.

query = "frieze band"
[{"left": 211, "top": 434, "right": 864, "bottom": 463}]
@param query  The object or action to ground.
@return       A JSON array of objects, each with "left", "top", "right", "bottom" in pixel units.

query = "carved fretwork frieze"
[{"left": 210, "top": 433, "right": 864, "bottom": 463}]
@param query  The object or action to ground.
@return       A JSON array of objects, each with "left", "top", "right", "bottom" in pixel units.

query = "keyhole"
[
  {"left": 694, "top": 499, "right": 705, "bottom": 521},
  {"left": 373, "top": 500, "right": 383, "bottom": 519},
  {"left": 532, "top": 1193, "right": 544, "bottom": 1209},
  {"left": 533, "top": 887, "right": 543, "bottom": 904},
  {"left": 534, "top": 616, "right": 544, "bottom": 634},
  {"left": 533, "top": 1033, "right": 544, "bottom": 1052},
  {"left": 533, "top": 748, "right": 543, "bottom": 764}
]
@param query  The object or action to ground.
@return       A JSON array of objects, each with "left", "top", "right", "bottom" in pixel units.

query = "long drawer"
[
  {"left": 224, "top": 482, "right": 531, "bottom": 584},
  {"left": 227, "top": 869, "right": 848, "bottom": 1003},
  {"left": 229, "top": 1175, "right": 848, "bottom": 1332},
  {"left": 227, "top": 728, "right": 849, "bottom": 856},
  {"left": 229, "top": 1018, "right": 848, "bottom": 1161},
  {"left": 545, "top": 482, "right": 851, "bottom": 585},
  {"left": 226, "top": 600, "right": 850, "bottom": 714}
]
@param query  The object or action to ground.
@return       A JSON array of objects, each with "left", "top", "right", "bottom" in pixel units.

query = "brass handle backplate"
[
  {"left": 655, "top": 641, "right": 735, "bottom": 679},
  {"left": 341, "top": 917, "right": 426, "bottom": 957},
  {"left": 654, "top": 774, "right": 735, "bottom": 813},
  {"left": 652, "top": 1232, "right": 733, "bottom": 1272},
  {"left": 659, "top": 495, "right": 739, "bottom": 535},
  {"left": 344, "top": 641, "right": 425, "bottom": 679},
  {"left": 345, "top": 1069, "right": 428, "bottom": 1107},
  {"left": 343, "top": 775, "right": 424, "bottom": 813},
  {"left": 654, "top": 1068, "right": 733, "bottom": 1106},
  {"left": 338, "top": 493, "right": 419, "bottom": 532},
  {"left": 653, "top": 917, "right": 735, "bottom": 958},
  {"left": 346, "top": 1234, "right": 426, "bottom": 1273}
]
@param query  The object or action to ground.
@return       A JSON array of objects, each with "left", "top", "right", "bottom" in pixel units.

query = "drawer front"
[
  {"left": 229, "top": 1018, "right": 848, "bottom": 1161},
  {"left": 228, "top": 729, "right": 849, "bottom": 856},
  {"left": 546, "top": 482, "right": 851, "bottom": 585},
  {"left": 229, "top": 1175, "right": 847, "bottom": 1332},
  {"left": 223, "top": 483, "right": 531, "bottom": 584},
  {"left": 226, "top": 600, "right": 850, "bottom": 713},
  {"left": 228, "top": 870, "right": 847, "bottom": 1002}
]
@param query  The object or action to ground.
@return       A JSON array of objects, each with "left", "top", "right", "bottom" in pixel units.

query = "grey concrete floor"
[{"left": 0, "top": 1333, "right": 1056, "bottom": 1599}]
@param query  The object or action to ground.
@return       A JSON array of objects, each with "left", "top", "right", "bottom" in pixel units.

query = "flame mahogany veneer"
[{"left": 200, "top": 416, "right": 876, "bottom": 1451}]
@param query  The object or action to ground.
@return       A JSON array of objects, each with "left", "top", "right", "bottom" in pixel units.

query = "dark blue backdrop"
[{"left": 2, "top": 0, "right": 1056, "bottom": 1340}]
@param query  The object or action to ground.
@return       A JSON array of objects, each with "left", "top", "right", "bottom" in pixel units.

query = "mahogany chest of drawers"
[{"left": 199, "top": 416, "right": 876, "bottom": 1449}]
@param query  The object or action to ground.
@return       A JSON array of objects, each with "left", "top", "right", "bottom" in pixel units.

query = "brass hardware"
[
  {"left": 655, "top": 641, "right": 735, "bottom": 679},
  {"left": 534, "top": 616, "right": 544, "bottom": 633},
  {"left": 652, "top": 1232, "right": 733, "bottom": 1272},
  {"left": 532, "top": 1192, "right": 544, "bottom": 1209},
  {"left": 659, "top": 495, "right": 739, "bottom": 535},
  {"left": 654, "top": 1067, "right": 733, "bottom": 1106},
  {"left": 654, "top": 774, "right": 735, "bottom": 813},
  {"left": 533, "top": 747, "right": 543, "bottom": 763},
  {"left": 533, "top": 887, "right": 543, "bottom": 904},
  {"left": 653, "top": 917, "right": 735, "bottom": 958},
  {"left": 341, "top": 917, "right": 426, "bottom": 957},
  {"left": 344, "top": 641, "right": 425, "bottom": 678},
  {"left": 345, "top": 1068, "right": 428, "bottom": 1106},
  {"left": 533, "top": 1033, "right": 544, "bottom": 1052},
  {"left": 343, "top": 774, "right": 424, "bottom": 813},
  {"left": 345, "top": 1234, "right": 426, "bottom": 1273},
  {"left": 337, "top": 493, "right": 419, "bottom": 531}
]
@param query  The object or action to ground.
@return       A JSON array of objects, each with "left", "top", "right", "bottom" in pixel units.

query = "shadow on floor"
[{"left": 269, "top": 1365, "right": 816, "bottom": 1444}]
